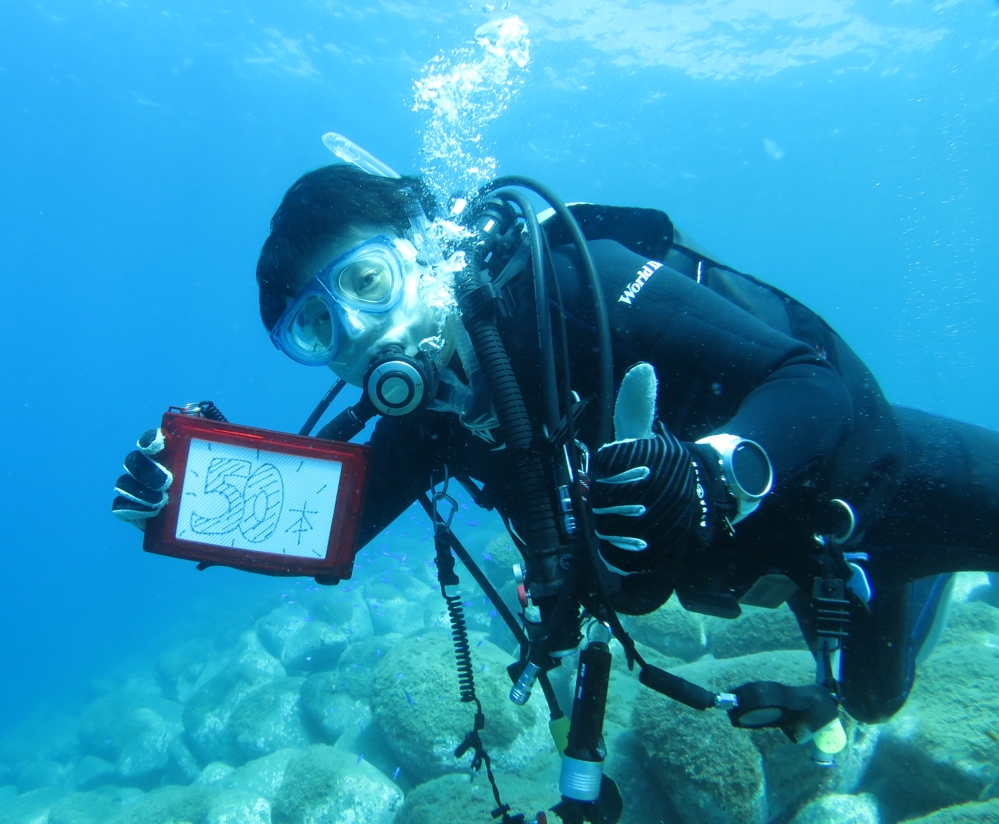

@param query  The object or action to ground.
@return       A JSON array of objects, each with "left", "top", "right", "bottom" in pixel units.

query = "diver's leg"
[
  {"left": 827, "top": 407, "right": 999, "bottom": 720},
  {"left": 836, "top": 574, "right": 954, "bottom": 723},
  {"left": 863, "top": 407, "right": 999, "bottom": 583}
]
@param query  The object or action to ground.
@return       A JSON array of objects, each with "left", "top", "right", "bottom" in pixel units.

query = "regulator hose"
[
  {"left": 477, "top": 175, "right": 614, "bottom": 447},
  {"left": 455, "top": 248, "right": 563, "bottom": 595}
]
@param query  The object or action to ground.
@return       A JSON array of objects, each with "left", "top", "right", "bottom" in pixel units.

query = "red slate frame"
[{"left": 143, "top": 411, "right": 371, "bottom": 579}]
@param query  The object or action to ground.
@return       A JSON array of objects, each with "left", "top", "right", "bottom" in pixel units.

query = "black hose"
[
  {"left": 299, "top": 379, "right": 347, "bottom": 436},
  {"left": 456, "top": 260, "right": 563, "bottom": 591},
  {"left": 493, "top": 189, "right": 559, "bottom": 434},
  {"left": 477, "top": 175, "right": 614, "bottom": 446},
  {"left": 314, "top": 394, "right": 376, "bottom": 442}
]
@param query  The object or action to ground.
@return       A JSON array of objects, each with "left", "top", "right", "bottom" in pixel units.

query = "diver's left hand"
[
  {"left": 591, "top": 363, "right": 710, "bottom": 575},
  {"left": 111, "top": 428, "right": 173, "bottom": 529}
]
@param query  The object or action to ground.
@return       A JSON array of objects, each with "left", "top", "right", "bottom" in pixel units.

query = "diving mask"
[{"left": 270, "top": 235, "right": 418, "bottom": 366}]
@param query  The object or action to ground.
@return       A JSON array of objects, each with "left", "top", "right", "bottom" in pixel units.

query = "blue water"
[{"left": 0, "top": 0, "right": 996, "bottom": 747}]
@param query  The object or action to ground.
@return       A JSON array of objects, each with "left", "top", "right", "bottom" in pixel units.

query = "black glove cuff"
[{"left": 686, "top": 442, "right": 738, "bottom": 531}]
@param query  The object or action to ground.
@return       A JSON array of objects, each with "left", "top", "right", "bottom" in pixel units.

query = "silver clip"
[{"left": 430, "top": 467, "right": 458, "bottom": 531}]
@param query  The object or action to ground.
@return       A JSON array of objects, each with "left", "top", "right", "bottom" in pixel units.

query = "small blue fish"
[
  {"left": 405, "top": 691, "right": 415, "bottom": 706},
  {"left": 482, "top": 552, "right": 494, "bottom": 562},
  {"left": 477, "top": 639, "right": 484, "bottom": 647},
  {"left": 357, "top": 754, "right": 364, "bottom": 764},
  {"left": 397, "top": 672, "right": 404, "bottom": 680},
  {"left": 467, "top": 521, "right": 479, "bottom": 527},
  {"left": 393, "top": 767, "right": 401, "bottom": 781},
  {"left": 480, "top": 664, "right": 487, "bottom": 672},
  {"left": 376, "top": 649, "right": 382, "bottom": 657}
]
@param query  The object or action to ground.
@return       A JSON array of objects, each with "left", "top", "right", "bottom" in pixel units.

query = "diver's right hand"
[{"left": 111, "top": 428, "right": 173, "bottom": 529}]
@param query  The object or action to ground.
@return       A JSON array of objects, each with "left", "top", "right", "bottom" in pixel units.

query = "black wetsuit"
[{"left": 354, "top": 205, "right": 999, "bottom": 723}]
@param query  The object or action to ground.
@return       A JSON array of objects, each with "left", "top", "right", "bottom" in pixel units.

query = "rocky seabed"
[{"left": 3, "top": 539, "right": 999, "bottom": 824}]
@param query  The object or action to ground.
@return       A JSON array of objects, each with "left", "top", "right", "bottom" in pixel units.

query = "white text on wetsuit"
[{"left": 618, "top": 260, "right": 663, "bottom": 305}]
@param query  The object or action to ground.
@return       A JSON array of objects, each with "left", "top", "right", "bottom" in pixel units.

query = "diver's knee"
[{"left": 839, "top": 687, "right": 911, "bottom": 724}]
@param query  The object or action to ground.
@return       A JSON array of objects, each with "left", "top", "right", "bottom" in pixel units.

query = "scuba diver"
[{"left": 112, "top": 140, "right": 999, "bottom": 823}]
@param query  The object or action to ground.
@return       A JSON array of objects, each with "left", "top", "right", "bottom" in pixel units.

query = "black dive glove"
[
  {"left": 111, "top": 428, "right": 173, "bottom": 528},
  {"left": 592, "top": 363, "right": 726, "bottom": 575}
]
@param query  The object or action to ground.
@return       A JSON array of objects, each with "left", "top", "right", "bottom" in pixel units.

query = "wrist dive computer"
[{"left": 695, "top": 434, "right": 774, "bottom": 523}]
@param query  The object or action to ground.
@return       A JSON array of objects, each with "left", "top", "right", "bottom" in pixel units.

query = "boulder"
[
  {"left": 935, "top": 601, "right": 999, "bottom": 648},
  {"left": 633, "top": 650, "right": 875, "bottom": 824},
  {"left": 619, "top": 596, "right": 708, "bottom": 662},
  {"left": 206, "top": 789, "right": 271, "bottom": 824},
  {"left": 196, "top": 761, "right": 237, "bottom": 787},
  {"left": 155, "top": 639, "right": 215, "bottom": 703},
  {"left": 300, "top": 672, "right": 372, "bottom": 742},
  {"left": 256, "top": 602, "right": 366, "bottom": 673},
  {"left": 865, "top": 643, "right": 999, "bottom": 821},
  {"left": 227, "top": 677, "right": 312, "bottom": 763},
  {"left": 270, "top": 744, "right": 402, "bottom": 824},
  {"left": 309, "top": 588, "right": 375, "bottom": 635},
  {"left": 397, "top": 772, "right": 553, "bottom": 824},
  {"left": 0, "top": 787, "right": 65, "bottom": 824},
  {"left": 48, "top": 791, "right": 123, "bottom": 824},
  {"left": 364, "top": 581, "right": 426, "bottom": 636},
  {"left": 604, "top": 726, "right": 675, "bottom": 824},
  {"left": 370, "top": 630, "right": 553, "bottom": 782},
  {"left": 164, "top": 734, "right": 202, "bottom": 785},
  {"left": 950, "top": 572, "right": 992, "bottom": 604},
  {"left": 485, "top": 580, "right": 524, "bottom": 654},
  {"left": 899, "top": 799, "right": 999, "bottom": 824},
  {"left": 789, "top": 793, "right": 880, "bottom": 824},
  {"left": 78, "top": 695, "right": 182, "bottom": 786},
  {"left": 711, "top": 604, "right": 808, "bottom": 659},
  {"left": 114, "top": 783, "right": 215, "bottom": 824},
  {"left": 220, "top": 749, "right": 297, "bottom": 802},
  {"left": 330, "top": 635, "right": 403, "bottom": 699},
  {"left": 230, "top": 631, "right": 286, "bottom": 678},
  {"left": 421, "top": 588, "right": 496, "bottom": 636},
  {"left": 183, "top": 663, "right": 276, "bottom": 765},
  {"left": 478, "top": 533, "right": 522, "bottom": 587},
  {"left": 72, "top": 755, "right": 116, "bottom": 791},
  {"left": 16, "top": 759, "right": 66, "bottom": 791}
]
